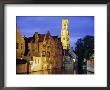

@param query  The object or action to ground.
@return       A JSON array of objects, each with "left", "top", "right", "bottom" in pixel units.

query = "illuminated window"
[
  {"left": 62, "top": 32, "right": 63, "bottom": 36},
  {"left": 47, "top": 46, "right": 50, "bottom": 49},
  {"left": 38, "top": 59, "right": 39, "bottom": 63},
  {"left": 35, "top": 60, "right": 37, "bottom": 63},
  {"left": 42, "top": 51, "right": 45, "bottom": 57}
]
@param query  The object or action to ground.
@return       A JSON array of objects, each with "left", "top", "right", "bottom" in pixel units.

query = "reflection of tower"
[{"left": 61, "top": 18, "right": 70, "bottom": 55}]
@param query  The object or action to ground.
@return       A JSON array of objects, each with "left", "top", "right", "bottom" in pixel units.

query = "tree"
[
  {"left": 75, "top": 35, "right": 94, "bottom": 59},
  {"left": 75, "top": 38, "right": 85, "bottom": 59},
  {"left": 83, "top": 35, "right": 94, "bottom": 59},
  {"left": 75, "top": 35, "right": 94, "bottom": 74},
  {"left": 75, "top": 38, "right": 85, "bottom": 74}
]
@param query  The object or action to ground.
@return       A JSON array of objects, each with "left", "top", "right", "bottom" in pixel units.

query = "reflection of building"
[
  {"left": 68, "top": 48, "right": 78, "bottom": 74},
  {"left": 62, "top": 48, "right": 78, "bottom": 73}
]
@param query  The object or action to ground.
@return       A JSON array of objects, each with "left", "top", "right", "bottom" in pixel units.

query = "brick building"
[
  {"left": 24, "top": 31, "right": 63, "bottom": 72},
  {"left": 16, "top": 27, "right": 31, "bottom": 74},
  {"left": 16, "top": 27, "right": 25, "bottom": 59}
]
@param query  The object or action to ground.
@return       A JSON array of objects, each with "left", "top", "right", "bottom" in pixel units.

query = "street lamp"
[{"left": 73, "top": 59, "right": 75, "bottom": 62}]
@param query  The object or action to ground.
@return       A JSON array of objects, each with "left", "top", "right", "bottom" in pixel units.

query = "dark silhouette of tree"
[
  {"left": 75, "top": 35, "right": 94, "bottom": 74},
  {"left": 83, "top": 35, "right": 94, "bottom": 59}
]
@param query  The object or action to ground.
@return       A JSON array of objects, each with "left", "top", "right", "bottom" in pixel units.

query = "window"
[
  {"left": 42, "top": 51, "right": 45, "bottom": 57},
  {"left": 21, "top": 44, "right": 22, "bottom": 49},
  {"left": 43, "top": 44, "right": 46, "bottom": 48},
  {"left": 35, "top": 60, "right": 36, "bottom": 63},
  {"left": 67, "top": 38, "right": 69, "bottom": 41},
  {"left": 38, "top": 59, "right": 39, "bottom": 63},
  {"left": 16, "top": 43, "right": 19, "bottom": 49},
  {"left": 47, "top": 46, "right": 50, "bottom": 49},
  {"left": 61, "top": 32, "right": 63, "bottom": 36},
  {"left": 47, "top": 52, "right": 50, "bottom": 57}
]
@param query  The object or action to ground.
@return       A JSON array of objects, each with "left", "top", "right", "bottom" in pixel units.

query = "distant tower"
[{"left": 61, "top": 18, "right": 70, "bottom": 50}]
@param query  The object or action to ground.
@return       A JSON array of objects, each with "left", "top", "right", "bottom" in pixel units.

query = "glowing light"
[{"left": 73, "top": 59, "right": 75, "bottom": 62}]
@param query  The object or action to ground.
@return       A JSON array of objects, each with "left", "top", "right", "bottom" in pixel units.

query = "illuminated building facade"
[
  {"left": 24, "top": 31, "right": 63, "bottom": 72},
  {"left": 16, "top": 27, "right": 25, "bottom": 59}
]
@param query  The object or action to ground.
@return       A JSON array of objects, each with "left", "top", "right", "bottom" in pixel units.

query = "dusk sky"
[{"left": 16, "top": 16, "right": 94, "bottom": 49}]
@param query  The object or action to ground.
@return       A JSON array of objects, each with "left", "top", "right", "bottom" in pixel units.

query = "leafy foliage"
[
  {"left": 75, "top": 35, "right": 94, "bottom": 60},
  {"left": 75, "top": 35, "right": 94, "bottom": 74}
]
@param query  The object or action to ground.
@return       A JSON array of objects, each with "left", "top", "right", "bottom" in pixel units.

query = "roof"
[
  {"left": 52, "top": 36, "right": 58, "bottom": 39},
  {"left": 26, "top": 37, "right": 33, "bottom": 43},
  {"left": 24, "top": 31, "right": 60, "bottom": 43},
  {"left": 38, "top": 34, "right": 45, "bottom": 42}
]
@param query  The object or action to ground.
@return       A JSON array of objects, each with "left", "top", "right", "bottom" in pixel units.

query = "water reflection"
[{"left": 30, "top": 69, "right": 75, "bottom": 74}]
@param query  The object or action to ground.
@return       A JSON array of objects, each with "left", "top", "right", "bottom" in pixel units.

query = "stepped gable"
[
  {"left": 45, "top": 31, "right": 50, "bottom": 40},
  {"left": 32, "top": 32, "right": 38, "bottom": 42}
]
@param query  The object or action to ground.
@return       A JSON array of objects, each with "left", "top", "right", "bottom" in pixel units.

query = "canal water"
[{"left": 30, "top": 69, "right": 75, "bottom": 74}]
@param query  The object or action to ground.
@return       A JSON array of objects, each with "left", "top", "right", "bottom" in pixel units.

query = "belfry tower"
[{"left": 61, "top": 18, "right": 70, "bottom": 51}]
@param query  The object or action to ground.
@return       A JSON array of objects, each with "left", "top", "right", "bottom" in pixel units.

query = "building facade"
[
  {"left": 16, "top": 27, "right": 30, "bottom": 74},
  {"left": 24, "top": 31, "right": 63, "bottom": 72},
  {"left": 16, "top": 27, "right": 25, "bottom": 59}
]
